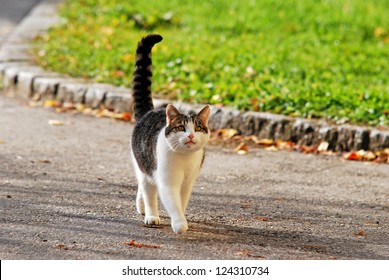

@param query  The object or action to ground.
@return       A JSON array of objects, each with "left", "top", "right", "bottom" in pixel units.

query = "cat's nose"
[{"left": 188, "top": 133, "right": 194, "bottom": 140}]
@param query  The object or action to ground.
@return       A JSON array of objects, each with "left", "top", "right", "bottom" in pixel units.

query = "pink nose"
[{"left": 188, "top": 133, "right": 194, "bottom": 140}]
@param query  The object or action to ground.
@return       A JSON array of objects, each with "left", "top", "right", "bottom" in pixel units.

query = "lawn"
[{"left": 33, "top": 0, "right": 389, "bottom": 127}]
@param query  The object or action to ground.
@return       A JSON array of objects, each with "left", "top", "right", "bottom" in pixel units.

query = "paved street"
[
  {"left": 1, "top": 94, "right": 388, "bottom": 259},
  {"left": 0, "top": 0, "right": 40, "bottom": 43}
]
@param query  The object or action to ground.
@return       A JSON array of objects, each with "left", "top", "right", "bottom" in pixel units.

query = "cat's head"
[{"left": 165, "top": 104, "right": 211, "bottom": 153}]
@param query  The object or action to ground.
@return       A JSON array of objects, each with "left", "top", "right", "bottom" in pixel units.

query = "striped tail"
[{"left": 132, "top": 34, "right": 163, "bottom": 121}]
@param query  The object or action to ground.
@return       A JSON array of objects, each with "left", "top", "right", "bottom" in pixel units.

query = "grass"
[{"left": 33, "top": 0, "right": 389, "bottom": 127}]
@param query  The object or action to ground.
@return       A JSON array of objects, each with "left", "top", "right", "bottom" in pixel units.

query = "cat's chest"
[{"left": 157, "top": 146, "right": 203, "bottom": 172}]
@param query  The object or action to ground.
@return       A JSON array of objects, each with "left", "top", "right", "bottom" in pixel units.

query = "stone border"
[{"left": 1, "top": 0, "right": 388, "bottom": 152}]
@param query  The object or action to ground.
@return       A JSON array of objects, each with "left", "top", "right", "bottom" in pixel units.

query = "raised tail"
[{"left": 132, "top": 34, "right": 163, "bottom": 121}]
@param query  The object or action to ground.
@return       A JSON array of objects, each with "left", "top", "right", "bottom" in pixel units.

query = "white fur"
[{"left": 132, "top": 121, "right": 210, "bottom": 234}]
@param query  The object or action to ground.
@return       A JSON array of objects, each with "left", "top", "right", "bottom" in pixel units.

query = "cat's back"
[
  {"left": 134, "top": 108, "right": 166, "bottom": 133},
  {"left": 131, "top": 108, "right": 166, "bottom": 175}
]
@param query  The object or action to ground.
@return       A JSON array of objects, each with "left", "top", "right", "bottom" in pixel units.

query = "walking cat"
[{"left": 130, "top": 34, "right": 211, "bottom": 234}]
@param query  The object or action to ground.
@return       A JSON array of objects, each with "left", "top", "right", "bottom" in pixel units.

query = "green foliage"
[{"left": 34, "top": 0, "right": 389, "bottom": 126}]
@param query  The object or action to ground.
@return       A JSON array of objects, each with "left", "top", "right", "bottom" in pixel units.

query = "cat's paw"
[
  {"left": 144, "top": 215, "right": 160, "bottom": 226},
  {"left": 172, "top": 221, "right": 188, "bottom": 234}
]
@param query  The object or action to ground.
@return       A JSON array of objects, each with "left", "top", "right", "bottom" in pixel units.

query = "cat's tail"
[{"left": 132, "top": 34, "right": 163, "bottom": 121}]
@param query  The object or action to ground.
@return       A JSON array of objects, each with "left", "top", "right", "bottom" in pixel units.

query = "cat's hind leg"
[
  {"left": 136, "top": 187, "right": 145, "bottom": 215},
  {"left": 132, "top": 155, "right": 160, "bottom": 225},
  {"left": 135, "top": 173, "right": 160, "bottom": 225}
]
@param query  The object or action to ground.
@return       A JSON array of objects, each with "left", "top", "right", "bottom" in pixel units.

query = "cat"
[{"left": 130, "top": 34, "right": 211, "bottom": 234}]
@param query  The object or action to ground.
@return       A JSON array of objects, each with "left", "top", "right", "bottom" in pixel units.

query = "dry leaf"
[
  {"left": 255, "top": 216, "right": 272, "bottom": 222},
  {"left": 48, "top": 120, "right": 64, "bottom": 126},
  {"left": 55, "top": 244, "right": 68, "bottom": 250},
  {"left": 356, "top": 229, "right": 365, "bottom": 237},
  {"left": 255, "top": 138, "right": 274, "bottom": 146},
  {"left": 364, "top": 151, "right": 376, "bottom": 161},
  {"left": 75, "top": 103, "right": 86, "bottom": 111},
  {"left": 112, "top": 70, "right": 126, "bottom": 78},
  {"left": 240, "top": 202, "right": 252, "bottom": 209},
  {"left": 276, "top": 140, "right": 295, "bottom": 150},
  {"left": 234, "top": 142, "right": 248, "bottom": 155},
  {"left": 43, "top": 99, "right": 61, "bottom": 108},
  {"left": 300, "top": 145, "right": 317, "bottom": 154},
  {"left": 216, "top": 128, "right": 239, "bottom": 140},
  {"left": 124, "top": 240, "right": 160, "bottom": 249},
  {"left": 265, "top": 146, "right": 278, "bottom": 152},
  {"left": 235, "top": 250, "right": 266, "bottom": 259},
  {"left": 0, "top": 140, "right": 6, "bottom": 144},
  {"left": 317, "top": 141, "right": 329, "bottom": 152},
  {"left": 344, "top": 150, "right": 365, "bottom": 161}
]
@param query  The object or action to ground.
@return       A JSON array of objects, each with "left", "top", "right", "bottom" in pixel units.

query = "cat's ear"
[
  {"left": 197, "top": 105, "right": 211, "bottom": 126},
  {"left": 166, "top": 104, "right": 180, "bottom": 125}
]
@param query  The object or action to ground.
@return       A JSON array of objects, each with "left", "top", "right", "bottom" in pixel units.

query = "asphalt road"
[
  {"left": 0, "top": 0, "right": 41, "bottom": 42},
  {"left": 1, "top": 94, "right": 388, "bottom": 259}
]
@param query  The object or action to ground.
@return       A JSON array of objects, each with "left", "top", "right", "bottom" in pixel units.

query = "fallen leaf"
[
  {"left": 121, "top": 112, "right": 132, "bottom": 121},
  {"left": 276, "top": 140, "right": 294, "bottom": 150},
  {"left": 55, "top": 244, "right": 69, "bottom": 250},
  {"left": 300, "top": 145, "right": 317, "bottom": 154},
  {"left": 240, "top": 202, "right": 252, "bottom": 209},
  {"left": 374, "top": 27, "right": 387, "bottom": 38},
  {"left": 344, "top": 150, "right": 366, "bottom": 161},
  {"left": 216, "top": 128, "right": 239, "bottom": 140},
  {"left": 317, "top": 141, "right": 329, "bottom": 152},
  {"left": 75, "top": 103, "right": 86, "bottom": 111},
  {"left": 48, "top": 120, "right": 64, "bottom": 126},
  {"left": 112, "top": 70, "right": 125, "bottom": 78},
  {"left": 0, "top": 140, "right": 6, "bottom": 144},
  {"left": 255, "top": 138, "right": 274, "bottom": 146},
  {"left": 255, "top": 216, "right": 272, "bottom": 222},
  {"left": 28, "top": 100, "right": 40, "bottom": 107},
  {"left": 235, "top": 250, "right": 266, "bottom": 259},
  {"left": 264, "top": 146, "right": 278, "bottom": 152},
  {"left": 43, "top": 99, "right": 61, "bottom": 108},
  {"left": 124, "top": 240, "right": 160, "bottom": 249},
  {"left": 364, "top": 151, "right": 376, "bottom": 161},
  {"left": 234, "top": 142, "right": 248, "bottom": 155},
  {"left": 356, "top": 229, "right": 365, "bottom": 237}
]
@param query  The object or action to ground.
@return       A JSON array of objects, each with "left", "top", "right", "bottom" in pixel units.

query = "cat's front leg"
[{"left": 159, "top": 185, "right": 188, "bottom": 234}]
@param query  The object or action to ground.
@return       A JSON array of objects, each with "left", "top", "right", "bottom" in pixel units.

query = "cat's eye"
[
  {"left": 195, "top": 125, "right": 205, "bottom": 132},
  {"left": 176, "top": 125, "right": 186, "bottom": 132}
]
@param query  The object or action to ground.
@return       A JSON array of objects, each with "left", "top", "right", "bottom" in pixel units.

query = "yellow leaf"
[
  {"left": 255, "top": 138, "right": 274, "bottom": 146},
  {"left": 216, "top": 128, "right": 239, "bottom": 140},
  {"left": 317, "top": 141, "right": 329, "bottom": 152},
  {"left": 234, "top": 142, "right": 248, "bottom": 155},
  {"left": 121, "top": 54, "right": 134, "bottom": 62},
  {"left": 265, "top": 146, "right": 278, "bottom": 152},
  {"left": 43, "top": 100, "right": 60, "bottom": 108},
  {"left": 48, "top": 120, "right": 64, "bottom": 126},
  {"left": 364, "top": 151, "right": 376, "bottom": 161},
  {"left": 374, "top": 27, "right": 386, "bottom": 38}
]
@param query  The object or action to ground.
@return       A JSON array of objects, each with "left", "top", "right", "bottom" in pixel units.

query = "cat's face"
[{"left": 165, "top": 104, "right": 211, "bottom": 153}]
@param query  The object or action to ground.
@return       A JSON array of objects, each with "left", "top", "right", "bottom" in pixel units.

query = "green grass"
[{"left": 34, "top": 0, "right": 389, "bottom": 126}]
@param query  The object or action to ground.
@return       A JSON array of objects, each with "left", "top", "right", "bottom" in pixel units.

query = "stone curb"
[{"left": 1, "top": 0, "right": 388, "bottom": 152}]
